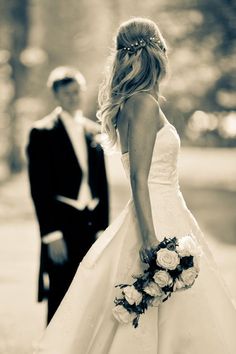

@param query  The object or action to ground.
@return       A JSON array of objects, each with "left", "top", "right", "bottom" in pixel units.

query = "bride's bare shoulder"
[
  {"left": 123, "top": 92, "right": 161, "bottom": 126},
  {"left": 125, "top": 91, "right": 159, "bottom": 108}
]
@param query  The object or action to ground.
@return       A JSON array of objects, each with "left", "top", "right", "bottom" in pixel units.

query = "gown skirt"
[{"left": 35, "top": 183, "right": 236, "bottom": 354}]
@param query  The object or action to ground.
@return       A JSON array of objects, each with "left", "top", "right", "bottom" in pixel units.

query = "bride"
[{"left": 35, "top": 17, "right": 236, "bottom": 354}]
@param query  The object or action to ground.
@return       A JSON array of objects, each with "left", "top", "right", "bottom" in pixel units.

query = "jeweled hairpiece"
[{"left": 120, "top": 36, "right": 166, "bottom": 54}]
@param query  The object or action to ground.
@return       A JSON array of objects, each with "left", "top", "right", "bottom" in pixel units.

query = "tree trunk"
[{"left": 0, "top": 0, "right": 29, "bottom": 174}]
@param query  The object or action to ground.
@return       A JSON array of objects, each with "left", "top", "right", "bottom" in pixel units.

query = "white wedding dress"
[{"left": 35, "top": 123, "right": 236, "bottom": 354}]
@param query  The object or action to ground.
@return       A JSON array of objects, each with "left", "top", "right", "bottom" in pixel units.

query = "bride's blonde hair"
[{"left": 97, "top": 17, "right": 168, "bottom": 148}]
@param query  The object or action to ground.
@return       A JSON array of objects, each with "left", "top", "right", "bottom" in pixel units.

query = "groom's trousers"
[{"left": 46, "top": 203, "right": 98, "bottom": 324}]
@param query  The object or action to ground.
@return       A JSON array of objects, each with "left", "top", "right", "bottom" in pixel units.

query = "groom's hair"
[{"left": 47, "top": 66, "right": 86, "bottom": 93}]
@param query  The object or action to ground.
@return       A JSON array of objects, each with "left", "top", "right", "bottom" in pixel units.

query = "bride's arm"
[{"left": 126, "top": 93, "right": 163, "bottom": 257}]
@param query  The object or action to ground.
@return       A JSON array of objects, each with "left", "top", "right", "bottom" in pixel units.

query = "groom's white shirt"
[{"left": 42, "top": 107, "right": 99, "bottom": 244}]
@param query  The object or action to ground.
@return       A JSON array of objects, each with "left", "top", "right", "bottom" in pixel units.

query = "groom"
[{"left": 27, "top": 67, "right": 109, "bottom": 324}]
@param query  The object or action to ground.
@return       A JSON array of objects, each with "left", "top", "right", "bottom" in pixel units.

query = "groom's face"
[{"left": 55, "top": 80, "right": 82, "bottom": 114}]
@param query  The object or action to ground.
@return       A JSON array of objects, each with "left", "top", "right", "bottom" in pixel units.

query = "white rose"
[
  {"left": 156, "top": 249, "right": 180, "bottom": 270},
  {"left": 173, "top": 278, "right": 185, "bottom": 292},
  {"left": 176, "top": 236, "right": 198, "bottom": 257},
  {"left": 112, "top": 305, "right": 136, "bottom": 324},
  {"left": 123, "top": 285, "right": 142, "bottom": 306},
  {"left": 144, "top": 281, "right": 163, "bottom": 297},
  {"left": 180, "top": 267, "right": 198, "bottom": 286},
  {"left": 153, "top": 270, "right": 173, "bottom": 288}
]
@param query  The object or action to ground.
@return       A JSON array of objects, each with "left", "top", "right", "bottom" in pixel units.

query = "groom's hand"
[{"left": 48, "top": 238, "right": 68, "bottom": 265}]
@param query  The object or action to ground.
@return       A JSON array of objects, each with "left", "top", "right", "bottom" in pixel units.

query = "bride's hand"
[{"left": 139, "top": 237, "right": 159, "bottom": 263}]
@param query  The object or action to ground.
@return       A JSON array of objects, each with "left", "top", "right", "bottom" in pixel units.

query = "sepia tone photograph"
[{"left": 0, "top": 0, "right": 236, "bottom": 353}]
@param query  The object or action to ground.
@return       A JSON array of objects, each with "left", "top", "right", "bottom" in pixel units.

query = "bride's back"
[
  {"left": 116, "top": 101, "right": 129, "bottom": 155},
  {"left": 117, "top": 92, "right": 166, "bottom": 156}
]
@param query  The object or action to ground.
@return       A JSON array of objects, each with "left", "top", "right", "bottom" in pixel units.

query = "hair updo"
[{"left": 97, "top": 17, "right": 168, "bottom": 148}]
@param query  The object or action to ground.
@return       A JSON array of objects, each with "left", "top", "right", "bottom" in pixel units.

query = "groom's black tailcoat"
[{"left": 26, "top": 110, "right": 109, "bottom": 322}]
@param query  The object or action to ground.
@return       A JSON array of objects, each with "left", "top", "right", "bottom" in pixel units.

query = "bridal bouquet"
[{"left": 112, "top": 235, "right": 201, "bottom": 328}]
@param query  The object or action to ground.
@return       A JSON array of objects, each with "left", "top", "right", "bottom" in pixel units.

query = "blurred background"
[{"left": 0, "top": 0, "right": 235, "bottom": 353}]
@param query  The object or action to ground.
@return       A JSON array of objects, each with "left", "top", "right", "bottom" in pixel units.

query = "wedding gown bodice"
[
  {"left": 121, "top": 123, "right": 186, "bottom": 239},
  {"left": 121, "top": 123, "right": 180, "bottom": 188}
]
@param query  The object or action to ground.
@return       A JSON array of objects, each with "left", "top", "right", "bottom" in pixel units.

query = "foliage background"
[{"left": 0, "top": 0, "right": 236, "bottom": 179}]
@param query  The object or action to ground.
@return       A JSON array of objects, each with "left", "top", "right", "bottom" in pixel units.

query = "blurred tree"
[
  {"left": 196, "top": 0, "right": 236, "bottom": 112},
  {"left": 157, "top": 0, "right": 236, "bottom": 118},
  {"left": 0, "top": 0, "right": 29, "bottom": 174},
  {"left": 28, "top": 0, "right": 112, "bottom": 118}
]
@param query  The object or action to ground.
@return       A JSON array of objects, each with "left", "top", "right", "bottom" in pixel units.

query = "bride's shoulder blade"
[{"left": 121, "top": 92, "right": 161, "bottom": 131}]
